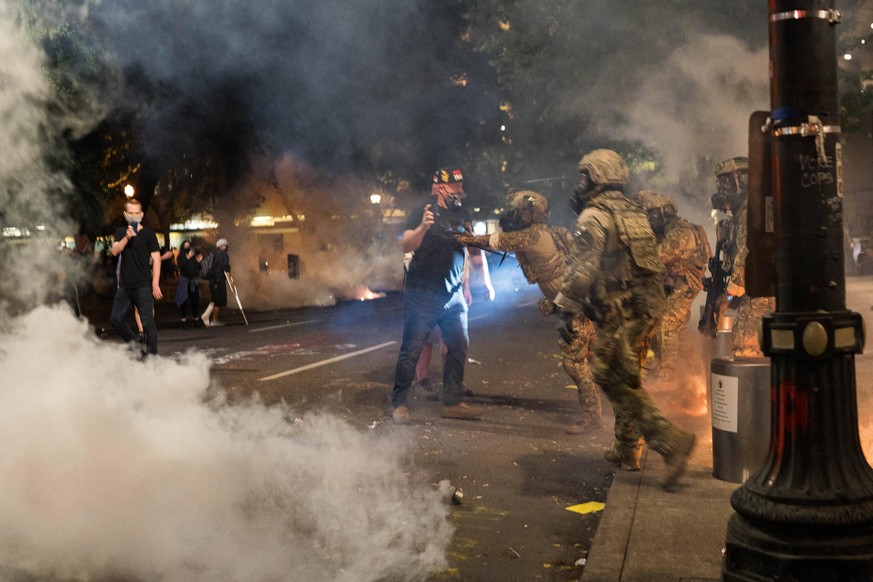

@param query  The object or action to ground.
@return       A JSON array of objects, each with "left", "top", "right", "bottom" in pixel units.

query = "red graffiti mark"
[
  {"left": 774, "top": 381, "right": 809, "bottom": 455},
  {"left": 768, "top": 380, "right": 809, "bottom": 485}
]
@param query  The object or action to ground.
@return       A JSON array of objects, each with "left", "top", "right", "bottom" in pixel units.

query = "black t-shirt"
[
  {"left": 404, "top": 202, "right": 470, "bottom": 296},
  {"left": 115, "top": 226, "right": 160, "bottom": 289},
  {"left": 211, "top": 249, "right": 231, "bottom": 281},
  {"left": 181, "top": 255, "right": 200, "bottom": 280}
]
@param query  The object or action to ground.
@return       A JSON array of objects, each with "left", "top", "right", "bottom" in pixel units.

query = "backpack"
[{"left": 200, "top": 252, "right": 215, "bottom": 279}]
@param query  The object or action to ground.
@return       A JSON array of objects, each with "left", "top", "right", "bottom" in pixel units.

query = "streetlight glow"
[
  {"left": 370, "top": 193, "right": 382, "bottom": 204},
  {"left": 124, "top": 184, "right": 135, "bottom": 198}
]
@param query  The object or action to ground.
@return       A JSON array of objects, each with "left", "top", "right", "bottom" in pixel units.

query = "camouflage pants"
[
  {"left": 654, "top": 286, "right": 696, "bottom": 378},
  {"left": 559, "top": 313, "right": 601, "bottom": 423},
  {"left": 592, "top": 301, "right": 675, "bottom": 456},
  {"left": 732, "top": 296, "right": 775, "bottom": 357}
]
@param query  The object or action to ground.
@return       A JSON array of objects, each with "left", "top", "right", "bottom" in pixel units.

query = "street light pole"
[{"left": 723, "top": 2, "right": 873, "bottom": 580}]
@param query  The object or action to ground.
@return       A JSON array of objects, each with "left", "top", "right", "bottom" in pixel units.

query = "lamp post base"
[{"left": 724, "top": 513, "right": 873, "bottom": 581}]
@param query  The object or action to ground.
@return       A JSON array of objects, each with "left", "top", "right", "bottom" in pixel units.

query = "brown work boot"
[
  {"left": 441, "top": 402, "right": 484, "bottom": 420},
  {"left": 603, "top": 438, "right": 644, "bottom": 471},
  {"left": 565, "top": 416, "right": 603, "bottom": 435},
  {"left": 658, "top": 430, "right": 696, "bottom": 490},
  {"left": 392, "top": 406, "right": 411, "bottom": 425}
]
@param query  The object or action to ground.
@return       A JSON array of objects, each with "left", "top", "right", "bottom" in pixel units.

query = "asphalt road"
[{"left": 87, "top": 284, "right": 616, "bottom": 581}]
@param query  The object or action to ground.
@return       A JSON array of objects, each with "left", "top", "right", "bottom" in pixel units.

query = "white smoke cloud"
[
  {"left": 0, "top": 2, "right": 71, "bottom": 309},
  {"left": 616, "top": 33, "right": 769, "bottom": 187},
  {"left": 0, "top": 305, "right": 453, "bottom": 581}
]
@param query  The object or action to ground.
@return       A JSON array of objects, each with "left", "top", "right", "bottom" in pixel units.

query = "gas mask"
[
  {"left": 714, "top": 172, "right": 746, "bottom": 211},
  {"left": 645, "top": 204, "right": 676, "bottom": 237},
  {"left": 498, "top": 205, "right": 531, "bottom": 232},
  {"left": 570, "top": 171, "right": 594, "bottom": 215},
  {"left": 445, "top": 192, "right": 464, "bottom": 209},
  {"left": 646, "top": 208, "right": 667, "bottom": 237}
]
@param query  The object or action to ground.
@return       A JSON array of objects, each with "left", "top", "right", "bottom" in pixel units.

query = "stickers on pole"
[{"left": 711, "top": 373, "right": 739, "bottom": 433}]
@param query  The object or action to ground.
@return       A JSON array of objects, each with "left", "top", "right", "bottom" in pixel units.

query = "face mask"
[
  {"left": 499, "top": 209, "right": 528, "bottom": 232},
  {"left": 445, "top": 193, "right": 463, "bottom": 209},
  {"left": 570, "top": 171, "right": 595, "bottom": 214},
  {"left": 647, "top": 208, "right": 666, "bottom": 236}
]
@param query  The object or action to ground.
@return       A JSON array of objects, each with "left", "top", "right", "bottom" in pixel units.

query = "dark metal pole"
[{"left": 723, "top": 1, "right": 873, "bottom": 580}]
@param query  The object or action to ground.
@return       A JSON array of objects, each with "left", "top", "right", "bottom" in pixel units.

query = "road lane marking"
[
  {"left": 516, "top": 300, "right": 538, "bottom": 307},
  {"left": 248, "top": 319, "right": 321, "bottom": 333},
  {"left": 258, "top": 340, "right": 398, "bottom": 382},
  {"left": 468, "top": 314, "right": 488, "bottom": 322}
]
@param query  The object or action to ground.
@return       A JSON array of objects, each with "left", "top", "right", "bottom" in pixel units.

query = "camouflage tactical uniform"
[
  {"left": 708, "top": 157, "right": 776, "bottom": 356},
  {"left": 457, "top": 192, "right": 601, "bottom": 430},
  {"left": 638, "top": 192, "right": 711, "bottom": 377},
  {"left": 555, "top": 149, "right": 695, "bottom": 489},
  {"left": 729, "top": 200, "right": 776, "bottom": 357}
]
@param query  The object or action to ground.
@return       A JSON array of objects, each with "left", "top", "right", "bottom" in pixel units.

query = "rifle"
[{"left": 698, "top": 237, "right": 730, "bottom": 337}]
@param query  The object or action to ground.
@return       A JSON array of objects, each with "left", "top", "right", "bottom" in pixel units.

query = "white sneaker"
[{"left": 200, "top": 314, "right": 210, "bottom": 327}]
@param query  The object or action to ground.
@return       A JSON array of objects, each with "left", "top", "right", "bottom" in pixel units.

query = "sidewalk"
[
  {"left": 582, "top": 277, "right": 873, "bottom": 582},
  {"left": 582, "top": 436, "right": 736, "bottom": 582}
]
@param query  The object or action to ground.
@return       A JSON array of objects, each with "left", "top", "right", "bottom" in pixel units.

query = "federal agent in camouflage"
[
  {"left": 637, "top": 191, "right": 711, "bottom": 378},
  {"left": 554, "top": 149, "right": 696, "bottom": 489},
  {"left": 455, "top": 190, "right": 602, "bottom": 433},
  {"left": 712, "top": 157, "right": 776, "bottom": 357}
]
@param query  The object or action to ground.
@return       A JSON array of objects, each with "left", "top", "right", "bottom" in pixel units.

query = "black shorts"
[{"left": 209, "top": 279, "right": 228, "bottom": 307}]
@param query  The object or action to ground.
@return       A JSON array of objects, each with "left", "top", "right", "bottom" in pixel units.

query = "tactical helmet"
[
  {"left": 500, "top": 190, "right": 550, "bottom": 231},
  {"left": 577, "top": 149, "right": 629, "bottom": 187},
  {"left": 636, "top": 190, "right": 677, "bottom": 213},
  {"left": 637, "top": 190, "right": 677, "bottom": 237},
  {"left": 714, "top": 156, "right": 748, "bottom": 210}
]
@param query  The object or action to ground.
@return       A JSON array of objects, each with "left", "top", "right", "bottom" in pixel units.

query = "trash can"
[{"left": 710, "top": 356, "right": 771, "bottom": 483}]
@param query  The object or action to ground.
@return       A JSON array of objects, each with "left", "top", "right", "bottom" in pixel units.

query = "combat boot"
[
  {"left": 603, "top": 438, "right": 643, "bottom": 471},
  {"left": 652, "top": 428, "right": 696, "bottom": 490}
]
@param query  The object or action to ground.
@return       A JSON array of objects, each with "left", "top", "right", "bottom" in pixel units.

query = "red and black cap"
[{"left": 433, "top": 167, "right": 464, "bottom": 184}]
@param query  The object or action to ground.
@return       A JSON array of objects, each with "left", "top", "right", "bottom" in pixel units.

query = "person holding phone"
[
  {"left": 110, "top": 199, "right": 163, "bottom": 356},
  {"left": 390, "top": 166, "right": 486, "bottom": 424}
]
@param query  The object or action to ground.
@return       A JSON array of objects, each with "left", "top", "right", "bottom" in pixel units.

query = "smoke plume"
[{"left": 0, "top": 306, "right": 452, "bottom": 581}]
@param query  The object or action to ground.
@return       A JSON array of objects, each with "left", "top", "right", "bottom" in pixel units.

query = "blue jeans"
[
  {"left": 391, "top": 289, "right": 469, "bottom": 408},
  {"left": 110, "top": 286, "right": 158, "bottom": 355}
]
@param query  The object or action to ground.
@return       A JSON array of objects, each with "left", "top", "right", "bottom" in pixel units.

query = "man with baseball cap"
[{"left": 390, "top": 166, "right": 488, "bottom": 424}]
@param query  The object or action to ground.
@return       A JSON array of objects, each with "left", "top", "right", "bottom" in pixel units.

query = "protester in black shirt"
[
  {"left": 109, "top": 199, "right": 163, "bottom": 355},
  {"left": 201, "top": 238, "right": 231, "bottom": 327},
  {"left": 390, "top": 166, "right": 488, "bottom": 424}
]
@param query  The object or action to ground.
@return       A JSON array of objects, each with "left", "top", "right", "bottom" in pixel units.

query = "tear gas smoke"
[
  {"left": 0, "top": 305, "right": 453, "bottom": 581},
  {"left": 0, "top": 2, "right": 76, "bottom": 310},
  {"left": 619, "top": 33, "right": 768, "bottom": 190}
]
